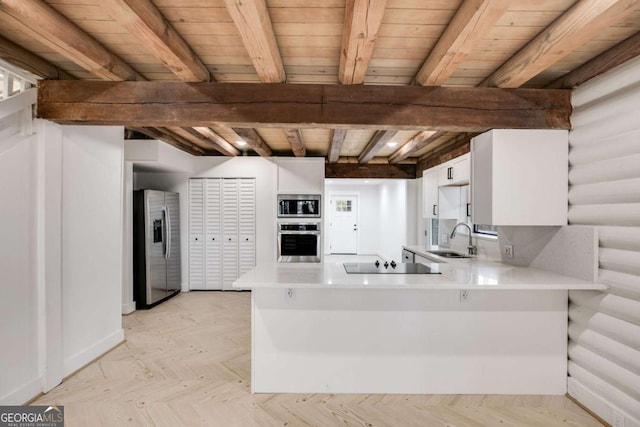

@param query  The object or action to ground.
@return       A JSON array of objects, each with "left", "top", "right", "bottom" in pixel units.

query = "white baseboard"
[
  {"left": 121, "top": 300, "right": 136, "bottom": 315},
  {"left": 63, "top": 328, "right": 124, "bottom": 377},
  {"left": 0, "top": 377, "right": 43, "bottom": 405},
  {"left": 569, "top": 377, "right": 640, "bottom": 427}
]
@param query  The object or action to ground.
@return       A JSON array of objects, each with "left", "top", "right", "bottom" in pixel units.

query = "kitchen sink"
[{"left": 426, "top": 250, "right": 470, "bottom": 259}]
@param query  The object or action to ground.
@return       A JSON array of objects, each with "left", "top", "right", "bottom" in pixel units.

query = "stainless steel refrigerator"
[{"left": 133, "top": 190, "right": 181, "bottom": 309}]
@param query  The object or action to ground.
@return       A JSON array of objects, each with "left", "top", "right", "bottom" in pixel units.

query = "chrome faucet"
[{"left": 450, "top": 223, "right": 477, "bottom": 256}]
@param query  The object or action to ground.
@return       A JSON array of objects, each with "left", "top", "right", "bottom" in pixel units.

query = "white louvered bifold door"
[
  {"left": 222, "top": 179, "right": 239, "bottom": 290},
  {"left": 238, "top": 178, "right": 256, "bottom": 277},
  {"left": 567, "top": 57, "right": 640, "bottom": 426},
  {"left": 189, "top": 179, "right": 205, "bottom": 290},
  {"left": 205, "top": 179, "right": 222, "bottom": 290}
]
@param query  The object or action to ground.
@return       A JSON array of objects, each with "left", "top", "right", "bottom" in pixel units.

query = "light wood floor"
[{"left": 33, "top": 292, "right": 602, "bottom": 427}]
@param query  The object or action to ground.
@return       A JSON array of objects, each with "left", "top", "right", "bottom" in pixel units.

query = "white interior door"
[{"left": 330, "top": 195, "right": 358, "bottom": 254}]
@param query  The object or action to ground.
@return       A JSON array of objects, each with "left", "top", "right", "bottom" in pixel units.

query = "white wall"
[
  {"left": 567, "top": 56, "right": 640, "bottom": 427},
  {"left": 0, "top": 112, "right": 125, "bottom": 403},
  {"left": 60, "top": 126, "right": 125, "bottom": 376},
  {"left": 324, "top": 184, "right": 380, "bottom": 255},
  {"left": 0, "top": 117, "right": 40, "bottom": 404},
  {"left": 325, "top": 180, "right": 417, "bottom": 261},
  {"left": 134, "top": 156, "right": 279, "bottom": 292}
]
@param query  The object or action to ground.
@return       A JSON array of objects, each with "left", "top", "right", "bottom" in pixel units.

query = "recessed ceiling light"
[
  {"left": 237, "top": 140, "right": 247, "bottom": 147},
  {"left": 387, "top": 142, "right": 398, "bottom": 147}
]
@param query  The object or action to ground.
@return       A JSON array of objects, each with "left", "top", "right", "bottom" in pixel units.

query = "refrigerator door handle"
[{"left": 164, "top": 206, "right": 171, "bottom": 259}]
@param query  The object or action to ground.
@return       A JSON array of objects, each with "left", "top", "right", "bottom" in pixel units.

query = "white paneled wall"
[{"left": 568, "top": 56, "right": 640, "bottom": 426}]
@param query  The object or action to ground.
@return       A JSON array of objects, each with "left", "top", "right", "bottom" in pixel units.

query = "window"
[
  {"left": 474, "top": 224, "right": 498, "bottom": 236},
  {"left": 335, "top": 200, "right": 352, "bottom": 212}
]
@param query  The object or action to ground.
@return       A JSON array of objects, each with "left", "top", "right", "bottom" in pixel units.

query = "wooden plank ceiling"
[{"left": 1, "top": 0, "right": 640, "bottom": 173}]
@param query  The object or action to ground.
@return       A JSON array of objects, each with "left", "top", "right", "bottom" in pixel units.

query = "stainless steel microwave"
[{"left": 277, "top": 194, "right": 321, "bottom": 218}]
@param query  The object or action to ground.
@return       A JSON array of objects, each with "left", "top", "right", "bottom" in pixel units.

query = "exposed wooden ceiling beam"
[
  {"left": 283, "top": 129, "right": 306, "bottom": 157},
  {"left": 483, "top": 0, "right": 640, "bottom": 88},
  {"left": 335, "top": 156, "right": 416, "bottom": 165},
  {"left": 37, "top": 81, "right": 572, "bottom": 131},
  {"left": 358, "top": 130, "right": 397, "bottom": 164},
  {"left": 414, "top": 0, "right": 508, "bottom": 86},
  {"left": 328, "top": 129, "right": 347, "bottom": 163},
  {"left": 190, "top": 127, "right": 240, "bottom": 156},
  {"left": 232, "top": 128, "right": 273, "bottom": 157},
  {"left": 0, "top": 0, "right": 142, "bottom": 81},
  {"left": 548, "top": 31, "right": 640, "bottom": 89},
  {"left": 326, "top": 163, "right": 416, "bottom": 179},
  {"left": 0, "top": 35, "right": 73, "bottom": 80},
  {"left": 104, "top": 0, "right": 210, "bottom": 82},
  {"left": 224, "top": 0, "right": 284, "bottom": 83},
  {"left": 129, "top": 127, "right": 205, "bottom": 156},
  {"left": 339, "top": 0, "right": 388, "bottom": 85},
  {"left": 388, "top": 131, "right": 442, "bottom": 164}
]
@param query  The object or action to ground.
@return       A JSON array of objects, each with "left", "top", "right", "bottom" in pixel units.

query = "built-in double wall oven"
[
  {"left": 277, "top": 222, "right": 321, "bottom": 263},
  {"left": 277, "top": 194, "right": 321, "bottom": 262}
]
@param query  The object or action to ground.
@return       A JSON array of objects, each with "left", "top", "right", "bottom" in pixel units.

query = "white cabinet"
[
  {"left": 276, "top": 158, "right": 325, "bottom": 193},
  {"left": 189, "top": 178, "right": 256, "bottom": 290},
  {"left": 422, "top": 169, "right": 439, "bottom": 218},
  {"left": 471, "top": 129, "right": 568, "bottom": 226},
  {"left": 438, "top": 186, "right": 461, "bottom": 220},
  {"left": 438, "top": 154, "right": 470, "bottom": 186}
]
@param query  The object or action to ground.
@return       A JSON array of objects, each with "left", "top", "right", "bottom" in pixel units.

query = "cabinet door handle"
[
  {"left": 212, "top": 237, "right": 215, "bottom": 241},
  {"left": 447, "top": 167, "right": 453, "bottom": 180},
  {"left": 432, "top": 204, "right": 437, "bottom": 216},
  {"left": 228, "top": 238, "right": 232, "bottom": 241},
  {"left": 245, "top": 238, "right": 249, "bottom": 241},
  {"left": 195, "top": 237, "right": 198, "bottom": 241},
  {"left": 466, "top": 203, "right": 471, "bottom": 217}
]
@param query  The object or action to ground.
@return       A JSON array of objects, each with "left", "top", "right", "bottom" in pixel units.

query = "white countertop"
[{"left": 234, "top": 252, "right": 606, "bottom": 291}]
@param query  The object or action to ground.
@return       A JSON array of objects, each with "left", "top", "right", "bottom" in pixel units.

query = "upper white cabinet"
[
  {"left": 438, "top": 154, "right": 470, "bottom": 186},
  {"left": 471, "top": 129, "right": 568, "bottom": 226},
  {"left": 422, "top": 169, "right": 439, "bottom": 218},
  {"left": 276, "top": 158, "right": 324, "bottom": 193}
]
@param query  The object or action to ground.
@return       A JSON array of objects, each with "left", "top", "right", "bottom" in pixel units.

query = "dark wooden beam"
[
  {"left": 232, "top": 128, "right": 273, "bottom": 157},
  {"left": 548, "top": 31, "right": 640, "bottom": 89},
  {"left": 358, "top": 130, "right": 397, "bottom": 164},
  {"left": 37, "top": 81, "right": 572, "bottom": 131},
  {"left": 283, "top": 128, "right": 306, "bottom": 157},
  {"left": 0, "top": 35, "right": 73, "bottom": 80},
  {"left": 328, "top": 129, "right": 347, "bottom": 163},
  {"left": 388, "top": 131, "right": 442, "bottom": 164},
  {"left": 326, "top": 163, "right": 416, "bottom": 179}
]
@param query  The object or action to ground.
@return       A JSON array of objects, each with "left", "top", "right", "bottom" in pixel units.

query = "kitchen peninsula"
[{"left": 234, "top": 259, "right": 605, "bottom": 395}]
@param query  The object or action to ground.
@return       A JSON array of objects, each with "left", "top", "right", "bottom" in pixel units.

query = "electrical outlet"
[
  {"left": 460, "top": 289, "right": 469, "bottom": 302},
  {"left": 504, "top": 244, "right": 514, "bottom": 259},
  {"left": 612, "top": 411, "right": 625, "bottom": 427},
  {"left": 285, "top": 288, "right": 296, "bottom": 301}
]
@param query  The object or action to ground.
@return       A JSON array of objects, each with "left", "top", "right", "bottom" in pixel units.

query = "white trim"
[
  {"left": 63, "top": 329, "right": 124, "bottom": 377},
  {"left": 122, "top": 301, "right": 136, "bottom": 315},
  {"left": 0, "top": 377, "right": 43, "bottom": 406},
  {"left": 0, "top": 87, "right": 36, "bottom": 120},
  {"left": 569, "top": 377, "right": 640, "bottom": 427}
]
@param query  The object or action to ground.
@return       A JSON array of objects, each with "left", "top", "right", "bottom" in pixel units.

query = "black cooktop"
[{"left": 343, "top": 261, "right": 441, "bottom": 274}]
